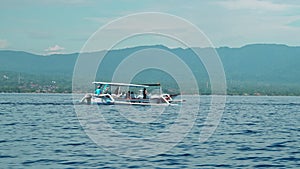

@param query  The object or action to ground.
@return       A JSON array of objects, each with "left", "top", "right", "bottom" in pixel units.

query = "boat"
[{"left": 80, "top": 81, "right": 183, "bottom": 106}]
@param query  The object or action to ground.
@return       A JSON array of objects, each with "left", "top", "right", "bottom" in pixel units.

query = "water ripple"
[{"left": 0, "top": 95, "right": 299, "bottom": 168}]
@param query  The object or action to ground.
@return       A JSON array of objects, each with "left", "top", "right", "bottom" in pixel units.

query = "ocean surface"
[{"left": 0, "top": 94, "right": 299, "bottom": 168}]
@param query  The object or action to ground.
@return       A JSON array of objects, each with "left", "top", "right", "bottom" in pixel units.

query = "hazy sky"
[{"left": 1, "top": 0, "right": 300, "bottom": 54}]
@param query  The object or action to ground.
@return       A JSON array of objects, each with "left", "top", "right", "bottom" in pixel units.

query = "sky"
[{"left": 0, "top": 0, "right": 300, "bottom": 54}]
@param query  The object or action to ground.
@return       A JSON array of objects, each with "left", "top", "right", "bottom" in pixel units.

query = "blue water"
[{"left": 0, "top": 94, "right": 299, "bottom": 168}]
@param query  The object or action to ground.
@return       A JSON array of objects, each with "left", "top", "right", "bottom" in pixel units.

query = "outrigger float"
[{"left": 80, "top": 82, "right": 183, "bottom": 106}]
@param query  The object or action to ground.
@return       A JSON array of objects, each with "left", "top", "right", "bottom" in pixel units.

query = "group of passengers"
[
  {"left": 95, "top": 85, "right": 148, "bottom": 99},
  {"left": 125, "top": 88, "right": 148, "bottom": 99},
  {"left": 94, "top": 84, "right": 109, "bottom": 95}
]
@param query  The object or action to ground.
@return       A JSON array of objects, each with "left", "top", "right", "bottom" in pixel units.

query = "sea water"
[{"left": 0, "top": 94, "right": 299, "bottom": 168}]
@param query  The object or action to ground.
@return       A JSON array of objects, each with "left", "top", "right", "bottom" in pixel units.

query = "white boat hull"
[{"left": 80, "top": 93, "right": 182, "bottom": 106}]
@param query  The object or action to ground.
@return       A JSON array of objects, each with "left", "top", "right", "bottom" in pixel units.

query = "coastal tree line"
[{"left": 1, "top": 71, "right": 300, "bottom": 96}]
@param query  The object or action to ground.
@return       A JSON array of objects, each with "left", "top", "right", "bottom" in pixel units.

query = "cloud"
[
  {"left": 0, "top": 39, "right": 8, "bottom": 48},
  {"left": 216, "top": 0, "right": 291, "bottom": 11},
  {"left": 45, "top": 45, "right": 65, "bottom": 54}
]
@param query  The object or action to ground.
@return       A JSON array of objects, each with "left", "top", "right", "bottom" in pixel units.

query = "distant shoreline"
[{"left": 1, "top": 44, "right": 300, "bottom": 96}]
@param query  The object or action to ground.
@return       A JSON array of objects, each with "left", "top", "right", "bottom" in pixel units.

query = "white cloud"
[
  {"left": 45, "top": 44, "right": 65, "bottom": 54},
  {"left": 0, "top": 39, "right": 8, "bottom": 48},
  {"left": 216, "top": 0, "right": 291, "bottom": 11}
]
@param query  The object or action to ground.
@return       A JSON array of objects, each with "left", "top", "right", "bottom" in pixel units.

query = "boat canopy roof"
[
  {"left": 141, "top": 83, "right": 160, "bottom": 86},
  {"left": 93, "top": 81, "right": 149, "bottom": 88}
]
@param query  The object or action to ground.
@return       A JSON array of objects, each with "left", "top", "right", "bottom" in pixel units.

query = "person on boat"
[
  {"left": 95, "top": 85, "right": 102, "bottom": 95},
  {"left": 130, "top": 91, "right": 136, "bottom": 99},
  {"left": 102, "top": 84, "right": 109, "bottom": 94},
  {"left": 143, "top": 88, "right": 147, "bottom": 99},
  {"left": 126, "top": 91, "right": 130, "bottom": 99}
]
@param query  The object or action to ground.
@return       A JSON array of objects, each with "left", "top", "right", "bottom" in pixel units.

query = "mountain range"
[{"left": 1, "top": 44, "right": 300, "bottom": 95}]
